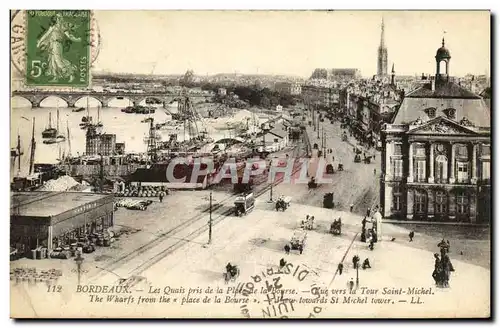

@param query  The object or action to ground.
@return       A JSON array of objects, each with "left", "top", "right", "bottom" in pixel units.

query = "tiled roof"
[{"left": 406, "top": 80, "right": 481, "bottom": 99}]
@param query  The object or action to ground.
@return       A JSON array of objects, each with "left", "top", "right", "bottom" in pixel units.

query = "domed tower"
[{"left": 435, "top": 37, "right": 451, "bottom": 82}]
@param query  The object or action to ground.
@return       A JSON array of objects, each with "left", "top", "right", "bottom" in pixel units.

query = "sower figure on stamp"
[{"left": 36, "top": 13, "right": 81, "bottom": 83}]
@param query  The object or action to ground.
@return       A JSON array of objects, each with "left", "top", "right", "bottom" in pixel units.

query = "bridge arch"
[
  {"left": 39, "top": 96, "right": 69, "bottom": 108},
  {"left": 74, "top": 96, "right": 103, "bottom": 108},
  {"left": 11, "top": 96, "right": 33, "bottom": 108},
  {"left": 106, "top": 96, "right": 137, "bottom": 107}
]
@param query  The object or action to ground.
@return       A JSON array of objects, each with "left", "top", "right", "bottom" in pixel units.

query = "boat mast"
[
  {"left": 67, "top": 120, "right": 72, "bottom": 158},
  {"left": 48, "top": 112, "right": 52, "bottom": 129},
  {"left": 16, "top": 133, "right": 21, "bottom": 174},
  {"left": 29, "top": 118, "right": 36, "bottom": 175},
  {"left": 86, "top": 97, "right": 90, "bottom": 121},
  {"left": 56, "top": 107, "right": 60, "bottom": 133}
]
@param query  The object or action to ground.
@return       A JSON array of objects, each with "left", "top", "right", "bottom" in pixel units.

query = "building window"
[
  {"left": 392, "top": 186, "right": 402, "bottom": 212},
  {"left": 416, "top": 160, "right": 426, "bottom": 182},
  {"left": 482, "top": 161, "right": 490, "bottom": 181},
  {"left": 481, "top": 145, "right": 490, "bottom": 157},
  {"left": 456, "top": 162, "right": 469, "bottom": 183},
  {"left": 415, "top": 145, "right": 426, "bottom": 157},
  {"left": 435, "top": 155, "right": 448, "bottom": 183},
  {"left": 392, "top": 159, "right": 403, "bottom": 179},
  {"left": 393, "top": 143, "right": 402, "bottom": 155},
  {"left": 435, "top": 190, "right": 447, "bottom": 214},
  {"left": 456, "top": 192, "right": 469, "bottom": 215},
  {"left": 456, "top": 144, "right": 468, "bottom": 158},
  {"left": 414, "top": 190, "right": 427, "bottom": 214}
]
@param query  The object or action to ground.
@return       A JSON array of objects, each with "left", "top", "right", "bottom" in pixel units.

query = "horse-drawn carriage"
[
  {"left": 363, "top": 155, "right": 374, "bottom": 164},
  {"left": 330, "top": 218, "right": 342, "bottom": 235},
  {"left": 234, "top": 192, "right": 255, "bottom": 216},
  {"left": 308, "top": 177, "right": 318, "bottom": 189},
  {"left": 354, "top": 154, "right": 362, "bottom": 163},
  {"left": 275, "top": 195, "right": 292, "bottom": 211},
  {"left": 326, "top": 164, "right": 335, "bottom": 174},
  {"left": 224, "top": 263, "right": 240, "bottom": 283},
  {"left": 342, "top": 132, "right": 348, "bottom": 142},
  {"left": 290, "top": 230, "right": 307, "bottom": 253},
  {"left": 337, "top": 163, "right": 344, "bottom": 171},
  {"left": 300, "top": 216, "right": 315, "bottom": 230}
]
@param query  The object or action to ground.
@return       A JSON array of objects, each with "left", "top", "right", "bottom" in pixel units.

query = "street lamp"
[
  {"left": 74, "top": 252, "right": 84, "bottom": 285},
  {"left": 355, "top": 257, "right": 360, "bottom": 288},
  {"left": 203, "top": 191, "right": 217, "bottom": 245}
]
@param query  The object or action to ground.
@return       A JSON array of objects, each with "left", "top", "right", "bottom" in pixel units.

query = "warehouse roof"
[{"left": 10, "top": 192, "right": 113, "bottom": 218}]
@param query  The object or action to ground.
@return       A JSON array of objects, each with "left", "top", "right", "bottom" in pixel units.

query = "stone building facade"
[{"left": 380, "top": 39, "right": 491, "bottom": 223}]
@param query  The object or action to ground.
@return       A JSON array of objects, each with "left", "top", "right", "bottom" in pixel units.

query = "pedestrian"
[
  {"left": 350, "top": 204, "right": 354, "bottom": 212},
  {"left": 409, "top": 231, "right": 414, "bottom": 242},
  {"left": 159, "top": 192, "right": 164, "bottom": 203},
  {"left": 362, "top": 258, "right": 371, "bottom": 270},
  {"left": 348, "top": 279, "right": 354, "bottom": 292},
  {"left": 366, "top": 208, "right": 371, "bottom": 217},
  {"left": 284, "top": 244, "right": 290, "bottom": 255},
  {"left": 298, "top": 245, "right": 303, "bottom": 255},
  {"left": 338, "top": 263, "right": 344, "bottom": 275},
  {"left": 373, "top": 168, "right": 376, "bottom": 176},
  {"left": 369, "top": 240, "right": 374, "bottom": 251},
  {"left": 352, "top": 255, "right": 360, "bottom": 268}
]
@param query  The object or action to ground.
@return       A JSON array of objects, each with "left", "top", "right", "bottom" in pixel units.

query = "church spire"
[
  {"left": 377, "top": 17, "right": 388, "bottom": 77},
  {"left": 380, "top": 17, "right": 386, "bottom": 49}
]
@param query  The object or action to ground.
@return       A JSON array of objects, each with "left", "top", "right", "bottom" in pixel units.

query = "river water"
[{"left": 11, "top": 97, "right": 269, "bottom": 178}]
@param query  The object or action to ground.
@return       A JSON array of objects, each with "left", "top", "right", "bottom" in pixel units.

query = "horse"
[{"left": 223, "top": 266, "right": 240, "bottom": 283}]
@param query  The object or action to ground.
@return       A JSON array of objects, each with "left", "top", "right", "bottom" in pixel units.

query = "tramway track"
[
  {"left": 92, "top": 144, "right": 306, "bottom": 282},
  {"left": 89, "top": 193, "right": 239, "bottom": 281},
  {"left": 127, "top": 152, "right": 307, "bottom": 276}
]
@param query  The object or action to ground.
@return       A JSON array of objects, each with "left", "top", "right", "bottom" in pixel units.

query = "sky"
[{"left": 14, "top": 10, "right": 492, "bottom": 78}]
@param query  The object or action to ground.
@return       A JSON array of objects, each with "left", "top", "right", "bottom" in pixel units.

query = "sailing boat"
[
  {"left": 44, "top": 108, "right": 66, "bottom": 144},
  {"left": 10, "top": 133, "right": 24, "bottom": 177},
  {"left": 56, "top": 108, "right": 66, "bottom": 142},
  {"left": 80, "top": 97, "right": 93, "bottom": 129},
  {"left": 42, "top": 112, "right": 57, "bottom": 138},
  {"left": 28, "top": 118, "right": 36, "bottom": 175},
  {"left": 10, "top": 133, "right": 24, "bottom": 157},
  {"left": 95, "top": 103, "right": 103, "bottom": 128}
]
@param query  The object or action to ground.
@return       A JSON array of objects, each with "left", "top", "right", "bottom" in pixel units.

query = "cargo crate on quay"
[{"left": 10, "top": 192, "right": 115, "bottom": 259}]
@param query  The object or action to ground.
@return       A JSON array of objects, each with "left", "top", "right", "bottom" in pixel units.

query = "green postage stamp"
[{"left": 25, "top": 10, "right": 91, "bottom": 87}]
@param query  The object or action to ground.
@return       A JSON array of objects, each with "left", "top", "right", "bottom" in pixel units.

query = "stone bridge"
[{"left": 11, "top": 90, "right": 214, "bottom": 108}]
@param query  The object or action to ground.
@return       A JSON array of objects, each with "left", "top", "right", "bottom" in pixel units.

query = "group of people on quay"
[{"left": 433, "top": 239, "right": 455, "bottom": 288}]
